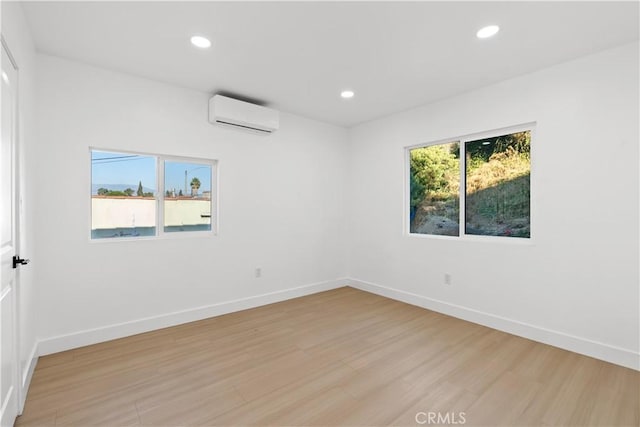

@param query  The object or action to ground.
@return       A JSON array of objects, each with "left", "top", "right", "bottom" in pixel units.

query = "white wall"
[
  {"left": 1, "top": 0, "right": 39, "bottom": 409},
  {"left": 91, "top": 198, "right": 212, "bottom": 229},
  {"left": 35, "top": 54, "right": 348, "bottom": 352},
  {"left": 347, "top": 42, "right": 639, "bottom": 369}
]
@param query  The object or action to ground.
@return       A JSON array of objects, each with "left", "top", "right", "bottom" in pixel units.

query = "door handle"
[{"left": 12, "top": 255, "right": 29, "bottom": 269}]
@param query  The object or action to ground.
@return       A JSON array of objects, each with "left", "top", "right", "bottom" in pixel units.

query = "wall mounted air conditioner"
[{"left": 209, "top": 94, "right": 279, "bottom": 134}]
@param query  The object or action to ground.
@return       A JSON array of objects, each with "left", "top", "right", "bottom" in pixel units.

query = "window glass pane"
[
  {"left": 465, "top": 131, "right": 530, "bottom": 238},
  {"left": 164, "top": 161, "right": 212, "bottom": 233},
  {"left": 409, "top": 142, "right": 460, "bottom": 235},
  {"left": 91, "top": 150, "right": 157, "bottom": 239}
]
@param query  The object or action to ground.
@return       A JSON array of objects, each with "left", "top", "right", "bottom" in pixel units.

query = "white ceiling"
[{"left": 21, "top": 1, "right": 639, "bottom": 127}]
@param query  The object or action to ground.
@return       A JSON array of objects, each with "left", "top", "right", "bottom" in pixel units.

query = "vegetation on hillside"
[{"left": 410, "top": 131, "right": 530, "bottom": 237}]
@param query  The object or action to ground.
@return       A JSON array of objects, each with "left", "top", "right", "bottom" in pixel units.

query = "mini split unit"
[{"left": 209, "top": 94, "right": 280, "bottom": 134}]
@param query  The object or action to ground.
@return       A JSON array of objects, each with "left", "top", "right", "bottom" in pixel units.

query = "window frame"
[
  {"left": 89, "top": 147, "right": 218, "bottom": 242},
  {"left": 404, "top": 122, "right": 535, "bottom": 244}
]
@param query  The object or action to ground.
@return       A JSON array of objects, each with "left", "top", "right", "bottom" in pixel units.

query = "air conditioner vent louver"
[{"left": 209, "top": 95, "right": 279, "bottom": 134}]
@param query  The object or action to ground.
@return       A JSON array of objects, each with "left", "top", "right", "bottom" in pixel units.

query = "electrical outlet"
[
  {"left": 444, "top": 273, "right": 451, "bottom": 285},
  {"left": 255, "top": 267, "right": 262, "bottom": 278}
]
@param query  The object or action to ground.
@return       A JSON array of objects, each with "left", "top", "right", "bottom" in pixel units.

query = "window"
[
  {"left": 409, "top": 141, "right": 460, "bottom": 236},
  {"left": 91, "top": 149, "right": 217, "bottom": 240},
  {"left": 408, "top": 125, "right": 531, "bottom": 239},
  {"left": 163, "top": 161, "right": 212, "bottom": 233}
]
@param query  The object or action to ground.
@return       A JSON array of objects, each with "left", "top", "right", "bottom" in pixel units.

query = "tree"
[
  {"left": 97, "top": 187, "right": 109, "bottom": 196},
  {"left": 178, "top": 189, "right": 183, "bottom": 197},
  {"left": 165, "top": 190, "right": 171, "bottom": 197},
  {"left": 190, "top": 177, "right": 201, "bottom": 196},
  {"left": 137, "top": 181, "right": 144, "bottom": 197},
  {"left": 124, "top": 188, "right": 134, "bottom": 196},
  {"left": 410, "top": 143, "right": 459, "bottom": 202},
  {"left": 409, "top": 173, "right": 425, "bottom": 212}
]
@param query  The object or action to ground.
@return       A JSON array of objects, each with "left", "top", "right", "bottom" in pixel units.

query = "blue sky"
[
  {"left": 91, "top": 151, "right": 211, "bottom": 194},
  {"left": 165, "top": 160, "right": 212, "bottom": 194}
]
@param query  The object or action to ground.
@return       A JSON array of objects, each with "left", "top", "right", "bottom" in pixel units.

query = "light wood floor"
[{"left": 16, "top": 287, "right": 639, "bottom": 426}]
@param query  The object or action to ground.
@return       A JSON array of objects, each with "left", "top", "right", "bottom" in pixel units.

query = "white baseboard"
[
  {"left": 35, "top": 277, "right": 639, "bottom": 370},
  {"left": 348, "top": 278, "right": 639, "bottom": 371},
  {"left": 18, "top": 342, "right": 38, "bottom": 414},
  {"left": 38, "top": 278, "right": 347, "bottom": 356}
]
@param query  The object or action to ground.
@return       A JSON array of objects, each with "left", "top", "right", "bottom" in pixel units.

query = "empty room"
[{"left": 1, "top": 1, "right": 638, "bottom": 426}]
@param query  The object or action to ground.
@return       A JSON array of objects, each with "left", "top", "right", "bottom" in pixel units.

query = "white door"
[{"left": 0, "top": 40, "right": 20, "bottom": 427}]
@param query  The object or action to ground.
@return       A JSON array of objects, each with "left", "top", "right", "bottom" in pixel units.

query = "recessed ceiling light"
[
  {"left": 341, "top": 90, "right": 355, "bottom": 99},
  {"left": 477, "top": 25, "right": 500, "bottom": 39},
  {"left": 190, "top": 35, "right": 212, "bottom": 49},
  {"left": 1, "top": 71, "right": 9, "bottom": 84}
]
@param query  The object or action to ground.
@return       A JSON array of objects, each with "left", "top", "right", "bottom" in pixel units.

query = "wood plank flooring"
[{"left": 16, "top": 287, "right": 639, "bottom": 426}]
